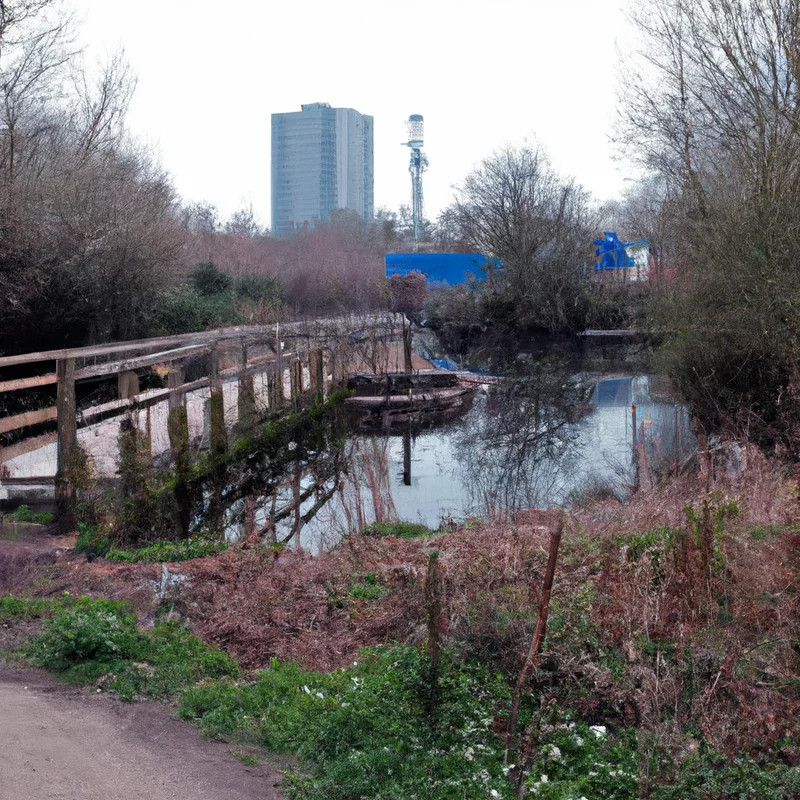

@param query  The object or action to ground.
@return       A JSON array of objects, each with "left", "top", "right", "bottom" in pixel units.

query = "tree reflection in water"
[{"left": 453, "top": 357, "right": 592, "bottom": 518}]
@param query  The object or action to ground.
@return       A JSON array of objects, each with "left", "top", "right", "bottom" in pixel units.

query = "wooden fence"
[{"left": 0, "top": 324, "right": 345, "bottom": 518}]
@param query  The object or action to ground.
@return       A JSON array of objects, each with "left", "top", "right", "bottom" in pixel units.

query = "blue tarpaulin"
[
  {"left": 385, "top": 253, "right": 501, "bottom": 286},
  {"left": 431, "top": 357, "right": 459, "bottom": 371},
  {"left": 593, "top": 231, "right": 641, "bottom": 272}
]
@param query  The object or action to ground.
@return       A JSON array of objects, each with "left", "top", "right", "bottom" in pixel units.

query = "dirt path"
[{"left": 0, "top": 662, "right": 288, "bottom": 800}]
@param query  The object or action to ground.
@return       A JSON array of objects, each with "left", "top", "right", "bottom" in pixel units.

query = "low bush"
[
  {"left": 523, "top": 718, "right": 639, "bottom": 800},
  {"left": 22, "top": 596, "right": 237, "bottom": 700},
  {"left": 25, "top": 598, "right": 142, "bottom": 674},
  {"left": 362, "top": 521, "right": 435, "bottom": 539},
  {"left": 11, "top": 505, "right": 53, "bottom": 525},
  {"left": 651, "top": 746, "right": 800, "bottom": 800}
]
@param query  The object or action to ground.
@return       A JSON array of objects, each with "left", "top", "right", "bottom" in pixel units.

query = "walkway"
[{"left": 0, "top": 662, "right": 287, "bottom": 800}]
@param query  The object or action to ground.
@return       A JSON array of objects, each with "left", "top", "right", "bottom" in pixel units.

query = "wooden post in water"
[
  {"left": 403, "top": 426, "right": 412, "bottom": 486},
  {"left": 209, "top": 344, "right": 226, "bottom": 455},
  {"left": 403, "top": 316, "right": 413, "bottom": 374},
  {"left": 55, "top": 357, "right": 77, "bottom": 525},
  {"left": 237, "top": 337, "right": 256, "bottom": 429}
]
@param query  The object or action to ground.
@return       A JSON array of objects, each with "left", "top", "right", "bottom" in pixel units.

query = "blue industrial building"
[{"left": 385, "top": 253, "right": 501, "bottom": 286}]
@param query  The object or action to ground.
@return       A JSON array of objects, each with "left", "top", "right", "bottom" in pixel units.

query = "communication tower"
[{"left": 403, "top": 114, "right": 428, "bottom": 249}]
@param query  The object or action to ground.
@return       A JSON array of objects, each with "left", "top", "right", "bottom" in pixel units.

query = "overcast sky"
[{"left": 72, "top": 0, "right": 639, "bottom": 228}]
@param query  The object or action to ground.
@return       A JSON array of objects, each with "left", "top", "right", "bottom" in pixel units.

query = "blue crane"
[{"left": 593, "top": 232, "right": 648, "bottom": 272}]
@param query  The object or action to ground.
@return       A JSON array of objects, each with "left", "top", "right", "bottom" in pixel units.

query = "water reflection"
[
  {"left": 224, "top": 358, "right": 696, "bottom": 553},
  {"left": 452, "top": 359, "right": 590, "bottom": 516},
  {"left": 283, "top": 371, "right": 695, "bottom": 551}
]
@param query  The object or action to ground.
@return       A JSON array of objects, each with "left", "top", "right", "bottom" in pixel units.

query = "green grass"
[
  {"left": 362, "top": 521, "right": 436, "bottom": 539},
  {"left": 106, "top": 538, "right": 228, "bottom": 563},
  {"left": 0, "top": 595, "right": 71, "bottom": 620},
  {"left": 17, "top": 595, "right": 238, "bottom": 701},
  {"left": 348, "top": 572, "right": 386, "bottom": 601},
  {"left": 10, "top": 505, "right": 53, "bottom": 525}
]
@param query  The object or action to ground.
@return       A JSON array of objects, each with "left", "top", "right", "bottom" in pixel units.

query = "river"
[{"left": 261, "top": 341, "right": 696, "bottom": 552}]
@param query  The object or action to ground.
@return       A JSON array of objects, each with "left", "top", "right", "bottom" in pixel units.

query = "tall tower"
[
  {"left": 403, "top": 114, "right": 428, "bottom": 249},
  {"left": 271, "top": 103, "right": 374, "bottom": 238}
]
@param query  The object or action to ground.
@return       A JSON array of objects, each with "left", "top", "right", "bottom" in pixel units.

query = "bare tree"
[
  {"left": 448, "top": 143, "right": 596, "bottom": 332},
  {"left": 0, "top": 1, "right": 183, "bottom": 353},
  {"left": 619, "top": 0, "right": 800, "bottom": 449},
  {"left": 619, "top": 0, "right": 800, "bottom": 208}
]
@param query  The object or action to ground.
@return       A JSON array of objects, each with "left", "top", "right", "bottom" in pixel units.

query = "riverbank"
[{"left": 1, "top": 447, "right": 799, "bottom": 797}]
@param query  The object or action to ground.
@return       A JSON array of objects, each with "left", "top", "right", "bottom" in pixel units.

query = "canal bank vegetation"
[
  {"left": 2, "top": 453, "right": 799, "bottom": 798},
  {"left": 66, "top": 388, "right": 351, "bottom": 554},
  {"left": 617, "top": 0, "right": 800, "bottom": 457}
]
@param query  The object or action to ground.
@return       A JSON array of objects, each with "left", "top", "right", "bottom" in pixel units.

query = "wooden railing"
[{"left": 0, "top": 324, "right": 340, "bottom": 518}]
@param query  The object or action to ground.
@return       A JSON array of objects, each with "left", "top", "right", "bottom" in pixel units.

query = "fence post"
[
  {"left": 268, "top": 369, "right": 282, "bottom": 411},
  {"left": 168, "top": 364, "right": 184, "bottom": 410},
  {"left": 209, "top": 344, "right": 226, "bottom": 455},
  {"left": 55, "top": 357, "right": 77, "bottom": 525},
  {"left": 117, "top": 370, "right": 139, "bottom": 400},
  {"left": 237, "top": 337, "right": 256, "bottom": 429},
  {"left": 166, "top": 363, "right": 191, "bottom": 535},
  {"left": 290, "top": 359, "right": 303, "bottom": 407},
  {"left": 309, "top": 349, "right": 325, "bottom": 399}
]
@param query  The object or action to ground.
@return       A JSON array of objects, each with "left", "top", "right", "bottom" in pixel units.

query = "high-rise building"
[{"left": 271, "top": 103, "right": 374, "bottom": 237}]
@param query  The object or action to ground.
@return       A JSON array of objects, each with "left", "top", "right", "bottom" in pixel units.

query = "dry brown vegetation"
[{"left": 3, "top": 446, "right": 798, "bottom": 771}]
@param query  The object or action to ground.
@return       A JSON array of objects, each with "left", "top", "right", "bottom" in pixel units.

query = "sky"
[{"left": 72, "top": 0, "right": 640, "bottom": 228}]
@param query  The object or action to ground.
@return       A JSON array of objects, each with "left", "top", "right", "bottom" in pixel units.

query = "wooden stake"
[
  {"left": 506, "top": 512, "right": 564, "bottom": 754},
  {"left": 55, "top": 358, "right": 77, "bottom": 526}
]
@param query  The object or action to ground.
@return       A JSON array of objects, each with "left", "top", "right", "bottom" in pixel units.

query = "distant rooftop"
[{"left": 300, "top": 102, "right": 332, "bottom": 111}]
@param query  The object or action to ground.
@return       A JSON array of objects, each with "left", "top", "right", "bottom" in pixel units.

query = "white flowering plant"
[
  {"left": 524, "top": 719, "right": 639, "bottom": 800},
  {"left": 181, "top": 645, "right": 517, "bottom": 800}
]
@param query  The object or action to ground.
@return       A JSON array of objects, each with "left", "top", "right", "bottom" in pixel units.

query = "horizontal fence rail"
[{"left": 0, "top": 313, "right": 409, "bottom": 517}]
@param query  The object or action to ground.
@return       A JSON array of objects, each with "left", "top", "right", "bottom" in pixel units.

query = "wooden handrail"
[{"left": 0, "top": 324, "right": 279, "bottom": 369}]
